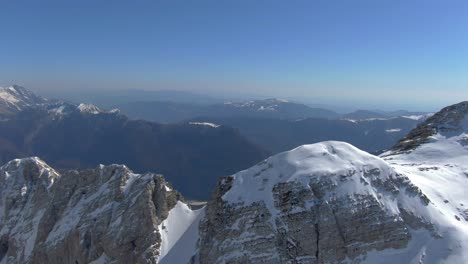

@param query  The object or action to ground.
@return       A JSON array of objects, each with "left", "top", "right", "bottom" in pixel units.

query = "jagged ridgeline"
[
  {"left": 0, "top": 157, "right": 203, "bottom": 263},
  {"left": 0, "top": 91, "right": 467, "bottom": 263},
  {"left": 2, "top": 139, "right": 468, "bottom": 263},
  {"left": 0, "top": 85, "right": 269, "bottom": 199}
]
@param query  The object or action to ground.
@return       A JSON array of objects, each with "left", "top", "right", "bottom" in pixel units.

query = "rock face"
[
  {"left": 197, "top": 141, "right": 453, "bottom": 264},
  {"left": 2, "top": 100, "right": 468, "bottom": 264},
  {"left": 0, "top": 157, "right": 185, "bottom": 264},
  {"left": 393, "top": 101, "right": 468, "bottom": 152}
]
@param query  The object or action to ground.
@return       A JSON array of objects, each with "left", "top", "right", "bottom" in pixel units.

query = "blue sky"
[{"left": 1, "top": 0, "right": 468, "bottom": 110}]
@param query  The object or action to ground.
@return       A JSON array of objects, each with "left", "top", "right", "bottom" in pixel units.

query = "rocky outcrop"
[
  {"left": 197, "top": 142, "right": 436, "bottom": 264},
  {"left": 0, "top": 157, "right": 183, "bottom": 264},
  {"left": 392, "top": 101, "right": 468, "bottom": 152}
]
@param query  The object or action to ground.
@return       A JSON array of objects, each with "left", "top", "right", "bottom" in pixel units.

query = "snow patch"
[
  {"left": 20, "top": 185, "right": 28, "bottom": 196},
  {"left": 402, "top": 113, "right": 434, "bottom": 121},
  {"left": 158, "top": 201, "right": 205, "bottom": 263},
  {"left": 49, "top": 105, "right": 67, "bottom": 115},
  {"left": 188, "top": 122, "right": 220, "bottom": 128},
  {"left": 122, "top": 173, "right": 139, "bottom": 195},
  {"left": 0, "top": 89, "right": 20, "bottom": 104},
  {"left": 385, "top": 128, "right": 402, "bottom": 133},
  {"left": 222, "top": 141, "right": 397, "bottom": 225},
  {"left": 78, "top": 103, "right": 101, "bottom": 114},
  {"left": 23, "top": 209, "right": 45, "bottom": 260}
]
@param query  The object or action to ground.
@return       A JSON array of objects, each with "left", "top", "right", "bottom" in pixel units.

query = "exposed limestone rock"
[
  {"left": 392, "top": 101, "right": 468, "bottom": 152},
  {"left": 0, "top": 157, "right": 182, "bottom": 264},
  {"left": 197, "top": 142, "right": 436, "bottom": 264}
]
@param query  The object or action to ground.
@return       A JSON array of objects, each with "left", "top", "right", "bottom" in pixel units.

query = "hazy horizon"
[
  {"left": 2, "top": 0, "right": 468, "bottom": 111},
  {"left": 1, "top": 84, "right": 446, "bottom": 113}
]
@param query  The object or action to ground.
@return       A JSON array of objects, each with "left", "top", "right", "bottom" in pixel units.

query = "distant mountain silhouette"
[
  {"left": 117, "top": 98, "right": 339, "bottom": 123},
  {"left": 188, "top": 116, "right": 422, "bottom": 154},
  {"left": 0, "top": 102, "right": 268, "bottom": 199}
]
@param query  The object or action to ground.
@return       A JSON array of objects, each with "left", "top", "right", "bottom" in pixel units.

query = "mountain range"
[
  {"left": 114, "top": 97, "right": 430, "bottom": 154},
  {"left": 0, "top": 86, "right": 432, "bottom": 198},
  {"left": 0, "top": 99, "right": 467, "bottom": 263},
  {"left": 116, "top": 98, "right": 340, "bottom": 123},
  {"left": 0, "top": 86, "right": 268, "bottom": 199},
  {"left": 188, "top": 115, "right": 423, "bottom": 154}
]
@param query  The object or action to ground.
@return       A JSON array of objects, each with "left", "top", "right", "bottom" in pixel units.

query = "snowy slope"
[
  {"left": 0, "top": 85, "right": 47, "bottom": 115},
  {"left": 0, "top": 157, "right": 202, "bottom": 264},
  {"left": 158, "top": 201, "right": 205, "bottom": 264},
  {"left": 223, "top": 141, "right": 401, "bottom": 220},
  {"left": 378, "top": 103, "right": 468, "bottom": 263},
  {"left": 198, "top": 138, "right": 468, "bottom": 263}
]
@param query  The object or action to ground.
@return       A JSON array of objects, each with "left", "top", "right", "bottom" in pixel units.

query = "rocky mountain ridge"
[
  {"left": 0, "top": 96, "right": 268, "bottom": 199},
  {"left": 197, "top": 141, "right": 459, "bottom": 263},
  {"left": 0, "top": 157, "right": 198, "bottom": 263},
  {"left": 392, "top": 101, "right": 468, "bottom": 152},
  {"left": 0, "top": 97, "right": 467, "bottom": 263},
  {"left": 0, "top": 86, "right": 47, "bottom": 116},
  {"left": 3, "top": 135, "right": 467, "bottom": 263}
]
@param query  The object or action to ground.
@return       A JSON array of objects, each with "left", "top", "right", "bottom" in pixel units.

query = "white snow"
[
  {"left": 223, "top": 141, "right": 398, "bottom": 224},
  {"left": 378, "top": 130, "right": 468, "bottom": 262},
  {"left": 158, "top": 201, "right": 205, "bottom": 264},
  {"left": 48, "top": 105, "right": 67, "bottom": 115},
  {"left": 221, "top": 137, "right": 468, "bottom": 262},
  {"left": 0, "top": 88, "right": 20, "bottom": 104},
  {"left": 23, "top": 209, "right": 45, "bottom": 260},
  {"left": 78, "top": 103, "right": 101, "bottom": 114},
  {"left": 20, "top": 185, "right": 28, "bottom": 196},
  {"left": 122, "top": 173, "right": 139, "bottom": 195},
  {"left": 385, "top": 128, "right": 402, "bottom": 133},
  {"left": 7, "top": 86, "right": 17, "bottom": 93},
  {"left": 0, "top": 86, "right": 45, "bottom": 111},
  {"left": 45, "top": 180, "right": 112, "bottom": 244},
  {"left": 402, "top": 113, "right": 434, "bottom": 121},
  {"left": 188, "top": 122, "right": 220, "bottom": 128},
  {"left": 363, "top": 228, "right": 468, "bottom": 264}
]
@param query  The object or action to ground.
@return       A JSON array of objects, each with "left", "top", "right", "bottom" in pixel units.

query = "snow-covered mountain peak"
[
  {"left": 0, "top": 158, "right": 204, "bottom": 263},
  {"left": 77, "top": 103, "right": 102, "bottom": 114},
  {"left": 223, "top": 141, "right": 396, "bottom": 205},
  {"left": 75, "top": 103, "right": 122, "bottom": 116},
  {"left": 1, "top": 157, "right": 60, "bottom": 191},
  {"left": 0, "top": 85, "right": 47, "bottom": 114},
  {"left": 263, "top": 98, "right": 289, "bottom": 103},
  {"left": 423, "top": 101, "right": 468, "bottom": 132},
  {"left": 199, "top": 140, "right": 468, "bottom": 263}
]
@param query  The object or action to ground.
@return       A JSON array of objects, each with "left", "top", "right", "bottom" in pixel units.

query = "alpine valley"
[{"left": 0, "top": 86, "right": 467, "bottom": 263}]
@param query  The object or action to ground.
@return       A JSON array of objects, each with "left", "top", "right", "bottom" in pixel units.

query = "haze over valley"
[{"left": 1, "top": 1, "right": 468, "bottom": 263}]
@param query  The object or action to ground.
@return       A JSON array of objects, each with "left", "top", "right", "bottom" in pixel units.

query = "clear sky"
[{"left": 1, "top": 0, "right": 468, "bottom": 110}]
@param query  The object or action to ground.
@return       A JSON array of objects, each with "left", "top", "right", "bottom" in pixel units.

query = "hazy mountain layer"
[
  {"left": 189, "top": 116, "right": 422, "bottom": 154},
  {"left": 1, "top": 101, "right": 467, "bottom": 263},
  {"left": 0, "top": 102, "right": 268, "bottom": 199}
]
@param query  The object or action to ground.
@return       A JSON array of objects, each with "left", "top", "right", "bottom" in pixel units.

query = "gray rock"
[
  {"left": 197, "top": 145, "right": 435, "bottom": 264},
  {"left": 0, "top": 157, "right": 182, "bottom": 264}
]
